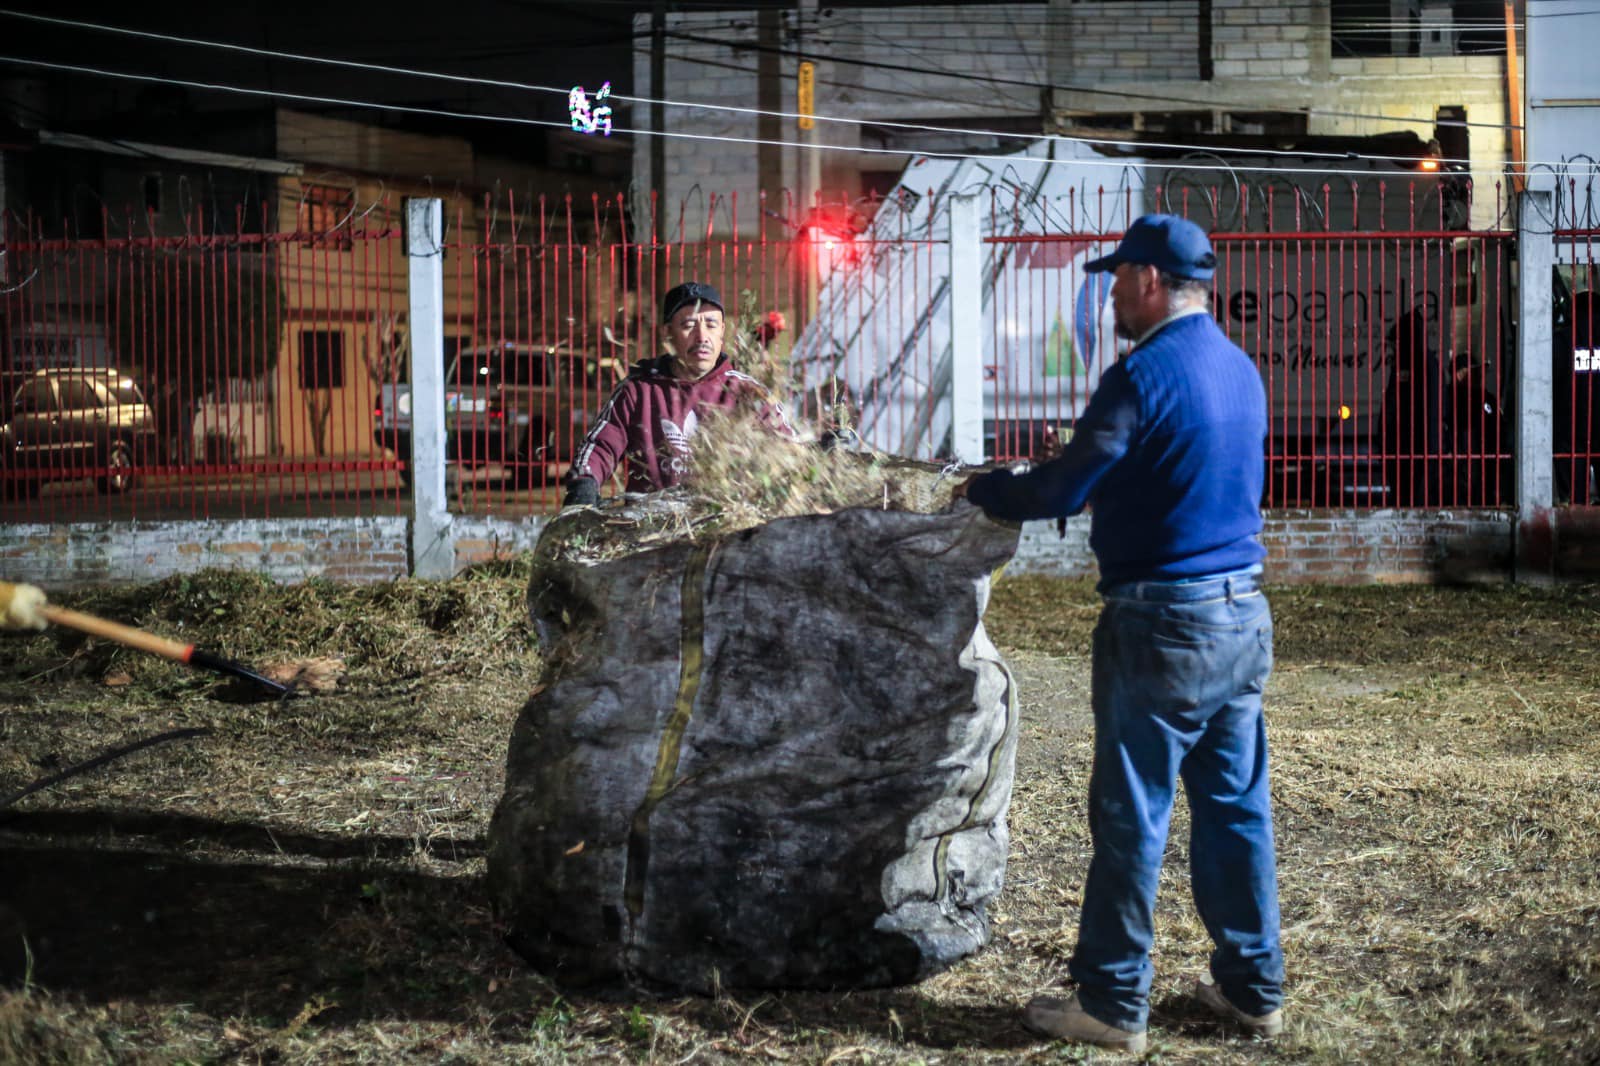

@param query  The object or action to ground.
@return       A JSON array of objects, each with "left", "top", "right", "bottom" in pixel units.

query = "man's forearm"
[{"left": 965, "top": 376, "right": 1138, "bottom": 521}]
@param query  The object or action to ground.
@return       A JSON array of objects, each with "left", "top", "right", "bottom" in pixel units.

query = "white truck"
[
  {"left": 790, "top": 140, "right": 1481, "bottom": 505},
  {"left": 373, "top": 341, "right": 620, "bottom": 488}
]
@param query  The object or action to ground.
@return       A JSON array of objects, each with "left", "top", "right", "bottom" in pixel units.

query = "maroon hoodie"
[{"left": 567, "top": 355, "right": 798, "bottom": 494}]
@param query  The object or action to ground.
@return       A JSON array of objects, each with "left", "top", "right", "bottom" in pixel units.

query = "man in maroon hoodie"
[{"left": 562, "top": 281, "right": 797, "bottom": 506}]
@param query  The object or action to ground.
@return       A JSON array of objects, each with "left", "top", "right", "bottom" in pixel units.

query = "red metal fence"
[
  {"left": 805, "top": 174, "right": 1514, "bottom": 510},
  {"left": 0, "top": 179, "right": 1549, "bottom": 525},
  {"left": 0, "top": 214, "right": 409, "bottom": 522},
  {"left": 435, "top": 191, "right": 815, "bottom": 516},
  {"left": 983, "top": 219, "right": 1513, "bottom": 509},
  {"left": 1555, "top": 212, "right": 1598, "bottom": 506}
]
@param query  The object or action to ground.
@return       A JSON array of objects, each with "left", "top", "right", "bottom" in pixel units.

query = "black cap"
[{"left": 661, "top": 281, "right": 723, "bottom": 323}]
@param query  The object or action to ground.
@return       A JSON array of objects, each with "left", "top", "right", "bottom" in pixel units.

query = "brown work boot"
[
  {"left": 1022, "top": 993, "right": 1148, "bottom": 1053},
  {"left": 1194, "top": 975, "right": 1284, "bottom": 1038}
]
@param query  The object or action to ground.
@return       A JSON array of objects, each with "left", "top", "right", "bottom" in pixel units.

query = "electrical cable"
[
  {"left": 4, "top": 53, "right": 1593, "bottom": 185},
  {"left": 0, "top": 7, "right": 1591, "bottom": 190},
  {"left": 612, "top": 55, "right": 1558, "bottom": 173},
  {"left": 0, "top": 728, "right": 212, "bottom": 813},
  {"left": 615, "top": 49, "right": 1362, "bottom": 167},
  {"left": 0, "top": 5, "right": 1533, "bottom": 142},
  {"left": 662, "top": 26, "right": 1523, "bottom": 133},
  {"left": 0, "top": 46, "right": 1517, "bottom": 177}
]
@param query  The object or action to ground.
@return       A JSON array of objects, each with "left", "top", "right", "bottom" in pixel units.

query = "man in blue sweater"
[{"left": 957, "top": 215, "right": 1284, "bottom": 1053}]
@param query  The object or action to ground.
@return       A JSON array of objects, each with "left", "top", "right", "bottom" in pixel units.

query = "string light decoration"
[{"left": 568, "top": 81, "right": 613, "bottom": 136}]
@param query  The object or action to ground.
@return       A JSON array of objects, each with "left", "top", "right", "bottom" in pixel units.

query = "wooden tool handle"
[{"left": 39, "top": 604, "right": 196, "bottom": 663}]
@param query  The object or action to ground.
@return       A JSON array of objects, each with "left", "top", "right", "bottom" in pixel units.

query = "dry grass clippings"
[
  {"left": 534, "top": 406, "right": 965, "bottom": 569},
  {"left": 0, "top": 569, "right": 1597, "bottom": 1063}
]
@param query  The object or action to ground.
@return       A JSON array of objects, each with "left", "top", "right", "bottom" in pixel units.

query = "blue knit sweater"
[{"left": 966, "top": 311, "right": 1266, "bottom": 588}]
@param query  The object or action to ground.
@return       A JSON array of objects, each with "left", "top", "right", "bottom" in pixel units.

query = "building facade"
[{"left": 631, "top": 0, "right": 1516, "bottom": 234}]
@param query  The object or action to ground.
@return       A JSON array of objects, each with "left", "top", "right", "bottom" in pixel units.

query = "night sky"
[{"left": 1, "top": 0, "right": 643, "bottom": 158}]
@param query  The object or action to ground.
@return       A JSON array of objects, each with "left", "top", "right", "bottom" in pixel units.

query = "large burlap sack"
[{"left": 487, "top": 498, "right": 1019, "bottom": 991}]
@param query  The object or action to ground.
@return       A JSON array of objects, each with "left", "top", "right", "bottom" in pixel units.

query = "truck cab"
[{"left": 374, "top": 341, "right": 621, "bottom": 488}]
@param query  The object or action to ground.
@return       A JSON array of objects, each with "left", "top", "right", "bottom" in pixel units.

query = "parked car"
[
  {"left": 0, "top": 369, "right": 157, "bottom": 498},
  {"left": 373, "top": 342, "right": 621, "bottom": 487},
  {"left": 1273, "top": 406, "right": 1393, "bottom": 508},
  {"left": 189, "top": 379, "right": 275, "bottom": 464}
]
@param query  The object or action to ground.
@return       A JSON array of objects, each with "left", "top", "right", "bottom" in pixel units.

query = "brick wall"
[
  {"left": 1048, "top": 0, "right": 1510, "bottom": 229},
  {"left": 633, "top": 0, "right": 1512, "bottom": 236},
  {"left": 1210, "top": 0, "right": 1320, "bottom": 78},
  {"left": 0, "top": 515, "right": 543, "bottom": 590},
  {"left": 1008, "top": 509, "right": 1518, "bottom": 584},
  {"left": 1066, "top": 1, "right": 1203, "bottom": 81},
  {"left": 13, "top": 508, "right": 1590, "bottom": 589}
]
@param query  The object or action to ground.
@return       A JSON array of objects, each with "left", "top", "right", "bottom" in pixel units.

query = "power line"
[
  {"left": 1, "top": 5, "right": 1529, "bottom": 139},
  {"left": 4, "top": 8, "right": 1588, "bottom": 184},
  {"left": 0, "top": 55, "right": 573, "bottom": 130},
  {"left": 0, "top": 25, "right": 1523, "bottom": 176},
  {"left": 0, "top": 7, "right": 1481, "bottom": 170},
  {"left": 814, "top": 27, "right": 1498, "bottom": 46},
  {"left": 627, "top": 44, "right": 1016, "bottom": 117},
  {"left": 663, "top": 28, "right": 1523, "bottom": 133},
  {"left": 625, "top": 51, "right": 1473, "bottom": 169},
  {"left": 7, "top": 53, "right": 1590, "bottom": 182},
  {"left": 0, "top": 8, "right": 579, "bottom": 99}
]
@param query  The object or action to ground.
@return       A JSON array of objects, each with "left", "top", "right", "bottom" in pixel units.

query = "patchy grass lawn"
[{"left": 2, "top": 566, "right": 1598, "bottom": 1063}]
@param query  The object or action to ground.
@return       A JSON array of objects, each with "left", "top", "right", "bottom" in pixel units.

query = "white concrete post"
[
  {"left": 406, "top": 197, "right": 453, "bottom": 579},
  {"left": 798, "top": 0, "right": 823, "bottom": 322},
  {"left": 0, "top": 193, "right": 7, "bottom": 286},
  {"left": 1515, "top": 188, "right": 1556, "bottom": 582},
  {"left": 948, "top": 194, "right": 985, "bottom": 464}
]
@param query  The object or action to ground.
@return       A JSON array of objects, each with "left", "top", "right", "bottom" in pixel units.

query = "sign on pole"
[{"left": 798, "top": 61, "right": 815, "bottom": 130}]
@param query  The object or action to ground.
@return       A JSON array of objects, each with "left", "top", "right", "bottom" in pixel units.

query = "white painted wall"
[{"left": 1525, "top": 0, "right": 1600, "bottom": 237}]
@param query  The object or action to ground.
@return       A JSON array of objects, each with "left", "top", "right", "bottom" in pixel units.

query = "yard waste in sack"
[{"left": 487, "top": 471, "right": 1021, "bottom": 991}]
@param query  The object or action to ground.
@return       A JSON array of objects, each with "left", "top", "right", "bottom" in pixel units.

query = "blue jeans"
[{"left": 1068, "top": 570, "right": 1283, "bottom": 1032}]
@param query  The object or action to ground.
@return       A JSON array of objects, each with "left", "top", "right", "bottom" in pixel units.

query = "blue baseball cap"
[
  {"left": 661, "top": 281, "right": 724, "bottom": 323},
  {"left": 1084, "top": 214, "right": 1218, "bottom": 280}
]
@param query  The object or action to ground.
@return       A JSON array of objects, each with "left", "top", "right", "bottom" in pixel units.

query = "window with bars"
[
  {"left": 302, "top": 183, "right": 356, "bottom": 248},
  {"left": 299, "top": 330, "right": 346, "bottom": 390}
]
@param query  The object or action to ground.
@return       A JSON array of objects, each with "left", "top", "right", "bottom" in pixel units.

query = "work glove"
[
  {"left": 562, "top": 476, "right": 601, "bottom": 509},
  {"left": 818, "top": 428, "right": 860, "bottom": 453},
  {"left": 0, "top": 580, "right": 48, "bottom": 631}
]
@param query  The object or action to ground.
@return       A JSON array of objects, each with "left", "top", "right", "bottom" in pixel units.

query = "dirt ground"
[{"left": 1, "top": 567, "right": 1598, "bottom": 1064}]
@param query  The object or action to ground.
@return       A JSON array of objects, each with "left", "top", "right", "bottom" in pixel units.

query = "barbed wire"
[
  {"left": 0, "top": 263, "right": 39, "bottom": 296},
  {"left": 0, "top": 176, "right": 1533, "bottom": 252}
]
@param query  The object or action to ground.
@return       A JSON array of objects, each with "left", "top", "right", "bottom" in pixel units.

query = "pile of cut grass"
[
  {"left": 4, "top": 568, "right": 1598, "bottom": 1063},
  {"left": 535, "top": 408, "right": 970, "bottom": 569},
  {"left": 683, "top": 406, "right": 959, "bottom": 525},
  {"left": 0, "top": 561, "right": 542, "bottom": 705},
  {"left": 0, "top": 987, "right": 176, "bottom": 1066}
]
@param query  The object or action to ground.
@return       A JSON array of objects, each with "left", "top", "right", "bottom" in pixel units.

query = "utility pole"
[
  {"left": 650, "top": 0, "right": 666, "bottom": 297},
  {"left": 757, "top": 8, "right": 784, "bottom": 213},
  {"left": 1504, "top": 0, "right": 1525, "bottom": 192},
  {"left": 797, "top": 0, "right": 822, "bottom": 323}
]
